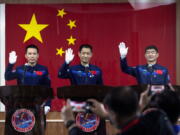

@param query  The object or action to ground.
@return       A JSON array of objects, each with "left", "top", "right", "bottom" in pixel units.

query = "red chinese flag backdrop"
[{"left": 5, "top": 3, "right": 176, "bottom": 110}]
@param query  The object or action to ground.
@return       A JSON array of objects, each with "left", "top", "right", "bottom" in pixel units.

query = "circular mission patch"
[
  {"left": 76, "top": 112, "right": 100, "bottom": 132},
  {"left": 11, "top": 109, "right": 35, "bottom": 133}
]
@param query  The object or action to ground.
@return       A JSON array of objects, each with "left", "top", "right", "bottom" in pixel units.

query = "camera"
[
  {"left": 149, "top": 85, "right": 165, "bottom": 95},
  {"left": 70, "top": 101, "right": 92, "bottom": 113}
]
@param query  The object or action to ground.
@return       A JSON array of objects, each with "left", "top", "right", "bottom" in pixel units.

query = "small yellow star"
[
  {"left": 18, "top": 14, "right": 49, "bottom": 43},
  {"left": 66, "top": 35, "right": 76, "bottom": 45},
  {"left": 67, "top": 20, "right": 76, "bottom": 29},
  {"left": 57, "top": 9, "right": 67, "bottom": 18},
  {"left": 56, "top": 48, "right": 65, "bottom": 56}
]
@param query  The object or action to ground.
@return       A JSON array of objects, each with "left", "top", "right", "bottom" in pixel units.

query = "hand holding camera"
[{"left": 70, "top": 101, "right": 92, "bottom": 113}]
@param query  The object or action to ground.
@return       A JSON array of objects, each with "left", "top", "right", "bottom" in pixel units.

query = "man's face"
[
  {"left": 25, "top": 48, "right": 39, "bottom": 64},
  {"left": 78, "top": 48, "right": 92, "bottom": 64},
  {"left": 145, "top": 49, "right": 159, "bottom": 63}
]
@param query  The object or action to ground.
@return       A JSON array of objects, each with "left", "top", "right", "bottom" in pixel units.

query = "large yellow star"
[
  {"left": 66, "top": 35, "right": 76, "bottom": 45},
  {"left": 67, "top": 20, "right": 76, "bottom": 29},
  {"left": 18, "top": 14, "right": 49, "bottom": 43},
  {"left": 57, "top": 9, "right": 67, "bottom": 18},
  {"left": 56, "top": 48, "right": 65, "bottom": 56}
]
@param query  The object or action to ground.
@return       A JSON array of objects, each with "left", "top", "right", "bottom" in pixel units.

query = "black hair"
[
  {"left": 104, "top": 87, "right": 139, "bottom": 117},
  {"left": 145, "top": 45, "right": 158, "bottom": 53},
  {"left": 147, "top": 89, "right": 180, "bottom": 124},
  {"left": 79, "top": 44, "right": 93, "bottom": 52},
  {"left": 25, "top": 44, "right": 39, "bottom": 53}
]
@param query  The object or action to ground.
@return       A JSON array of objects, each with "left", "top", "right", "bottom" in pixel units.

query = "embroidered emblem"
[
  {"left": 76, "top": 112, "right": 100, "bottom": 132},
  {"left": 11, "top": 109, "right": 35, "bottom": 133}
]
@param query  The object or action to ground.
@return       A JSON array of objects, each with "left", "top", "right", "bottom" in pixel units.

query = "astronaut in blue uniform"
[
  {"left": 58, "top": 44, "right": 105, "bottom": 135},
  {"left": 58, "top": 44, "right": 103, "bottom": 85},
  {"left": 5, "top": 44, "right": 51, "bottom": 114},
  {"left": 118, "top": 42, "right": 170, "bottom": 85}
]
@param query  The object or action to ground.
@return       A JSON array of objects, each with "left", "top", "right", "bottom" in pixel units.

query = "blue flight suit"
[
  {"left": 120, "top": 58, "right": 170, "bottom": 85},
  {"left": 5, "top": 63, "right": 51, "bottom": 106},
  {"left": 58, "top": 62, "right": 104, "bottom": 135},
  {"left": 58, "top": 63, "right": 103, "bottom": 85}
]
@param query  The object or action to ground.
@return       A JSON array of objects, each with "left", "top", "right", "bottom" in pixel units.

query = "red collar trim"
[{"left": 121, "top": 118, "right": 140, "bottom": 133}]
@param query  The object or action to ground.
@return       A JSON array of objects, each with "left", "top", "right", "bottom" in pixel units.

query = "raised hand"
[
  {"left": 65, "top": 48, "right": 74, "bottom": 64},
  {"left": 87, "top": 99, "right": 109, "bottom": 119},
  {"left": 118, "top": 42, "right": 128, "bottom": 59},
  {"left": 9, "top": 51, "right": 17, "bottom": 64}
]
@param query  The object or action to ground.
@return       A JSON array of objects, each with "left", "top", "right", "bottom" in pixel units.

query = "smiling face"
[
  {"left": 78, "top": 47, "right": 93, "bottom": 65},
  {"left": 145, "top": 49, "right": 159, "bottom": 64},
  {"left": 25, "top": 48, "right": 39, "bottom": 65}
]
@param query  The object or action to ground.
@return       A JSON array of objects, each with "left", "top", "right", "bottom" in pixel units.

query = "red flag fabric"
[{"left": 5, "top": 3, "right": 176, "bottom": 110}]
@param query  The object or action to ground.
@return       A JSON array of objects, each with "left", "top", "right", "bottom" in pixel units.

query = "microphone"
[
  {"left": 22, "top": 63, "right": 29, "bottom": 84},
  {"left": 147, "top": 64, "right": 153, "bottom": 73},
  {"left": 147, "top": 64, "right": 154, "bottom": 85},
  {"left": 84, "top": 65, "right": 89, "bottom": 83}
]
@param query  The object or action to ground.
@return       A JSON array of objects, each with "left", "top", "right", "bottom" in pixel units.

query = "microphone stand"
[{"left": 22, "top": 63, "right": 28, "bottom": 84}]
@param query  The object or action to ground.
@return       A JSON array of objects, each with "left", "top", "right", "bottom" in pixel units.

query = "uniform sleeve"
[
  {"left": 41, "top": 67, "right": 51, "bottom": 107},
  {"left": 43, "top": 67, "right": 51, "bottom": 107},
  {"left": 45, "top": 99, "right": 51, "bottom": 107},
  {"left": 120, "top": 57, "right": 137, "bottom": 77},
  {"left": 43, "top": 67, "right": 51, "bottom": 87},
  {"left": 58, "top": 62, "right": 71, "bottom": 79},
  {"left": 164, "top": 69, "right": 170, "bottom": 85},
  {"left": 97, "top": 69, "right": 103, "bottom": 85},
  {"left": 4, "top": 64, "right": 17, "bottom": 80}
]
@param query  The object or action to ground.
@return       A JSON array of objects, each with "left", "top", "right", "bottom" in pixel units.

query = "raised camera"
[{"left": 70, "top": 101, "right": 92, "bottom": 113}]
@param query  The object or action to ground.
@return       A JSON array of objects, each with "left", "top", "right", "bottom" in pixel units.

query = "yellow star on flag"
[
  {"left": 18, "top": 14, "right": 49, "bottom": 43},
  {"left": 66, "top": 35, "right": 76, "bottom": 45},
  {"left": 56, "top": 48, "right": 65, "bottom": 56},
  {"left": 67, "top": 20, "right": 76, "bottom": 29},
  {"left": 57, "top": 9, "right": 67, "bottom": 18}
]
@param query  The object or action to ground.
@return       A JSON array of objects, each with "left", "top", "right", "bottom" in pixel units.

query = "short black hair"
[
  {"left": 25, "top": 44, "right": 39, "bottom": 53},
  {"left": 104, "top": 87, "right": 138, "bottom": 117},
  {"left": 79, "top": 44, "right": 93, "bottom": 52},
  {"left": 145, "top": 45, "right": 158, "bottom": 53},
  {"left": 147, "top": 89, "right": 180, "bottom": 124}
]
